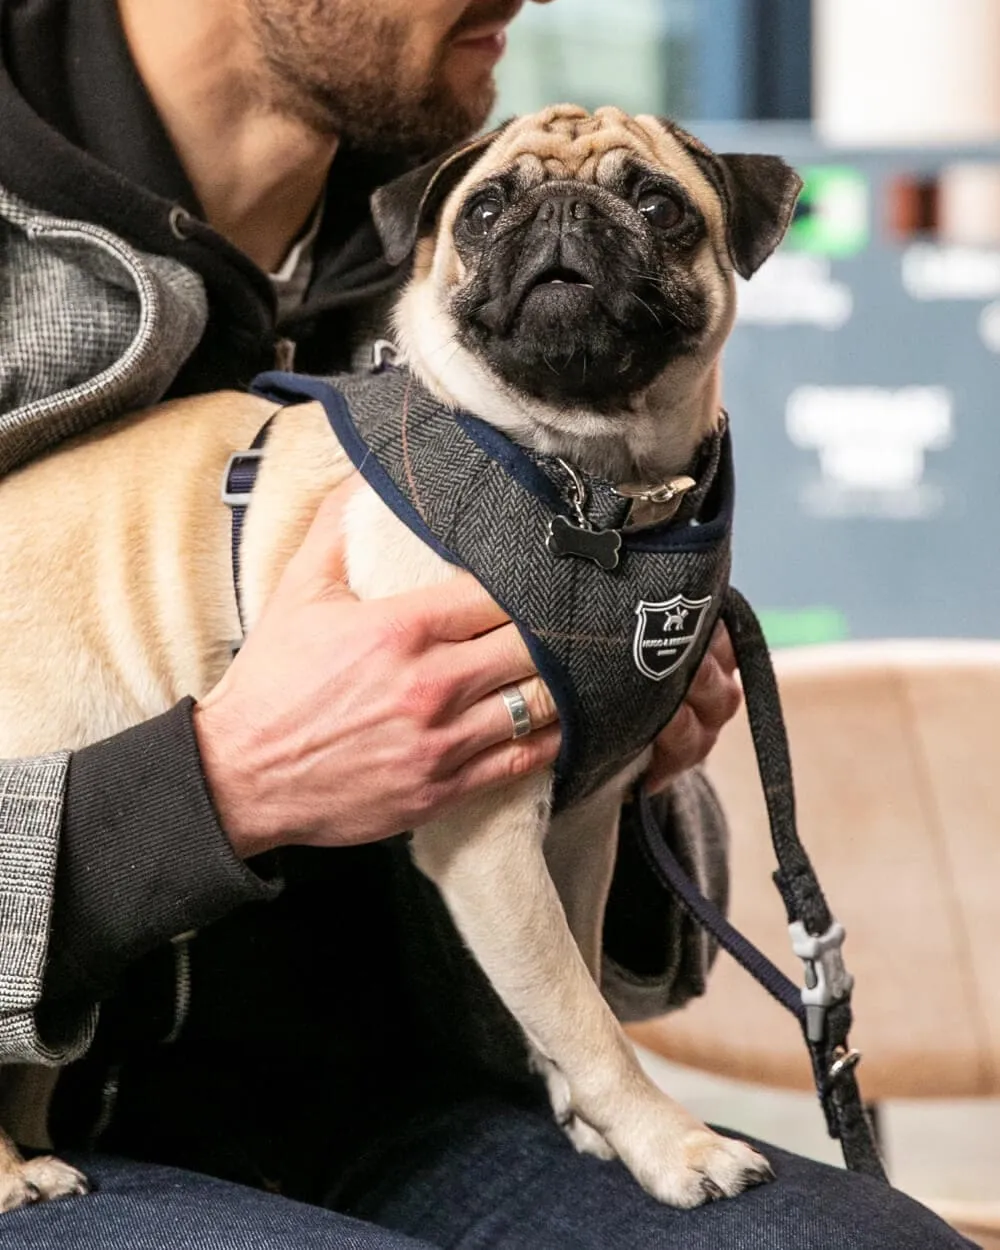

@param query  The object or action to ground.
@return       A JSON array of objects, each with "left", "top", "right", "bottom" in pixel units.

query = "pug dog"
[{"left": 0, "top": 105, "right": 801, "bottom": 1210}]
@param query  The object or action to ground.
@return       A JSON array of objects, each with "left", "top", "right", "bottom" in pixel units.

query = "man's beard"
[{"left": 247, "top": 1, "right": 509, "bottom": 158}]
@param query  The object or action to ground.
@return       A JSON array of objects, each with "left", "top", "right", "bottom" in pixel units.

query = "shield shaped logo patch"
[{"left": 633, "top": 595, "right": 713, "bottom": 681}]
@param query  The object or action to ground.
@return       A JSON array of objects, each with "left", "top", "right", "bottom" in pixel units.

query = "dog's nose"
[{"left": 536, "top": 195, "right": 597, "bottom": 229}]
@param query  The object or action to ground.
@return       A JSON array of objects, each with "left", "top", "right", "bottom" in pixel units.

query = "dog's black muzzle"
[{"left": 455, "top": 183, "right": 706, "bottom": 408}]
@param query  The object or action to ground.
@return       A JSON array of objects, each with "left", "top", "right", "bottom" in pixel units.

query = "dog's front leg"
[{"left": 410, "top": 779, "right": 773, "bottom": 1208}]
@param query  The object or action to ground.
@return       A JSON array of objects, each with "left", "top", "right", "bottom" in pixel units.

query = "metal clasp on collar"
[
  {"left": 789, "top": 919, "right": 855, "bottom": 1043},
  {"left": 614, "top": 476, "right": 696, "bottom": 506},
  {"left": 220, "top": 449, "right": 265, "bottom": 507},
  {"left": 555, "top": 459, "right": 593, "bottom": 531},
  {"left": 371, "top": 339, "right": 400, "bottom": 372}
]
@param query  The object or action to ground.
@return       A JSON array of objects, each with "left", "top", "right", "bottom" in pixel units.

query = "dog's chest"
[{"left": 346, "top": 489, "right": 457, "bottom": 599}]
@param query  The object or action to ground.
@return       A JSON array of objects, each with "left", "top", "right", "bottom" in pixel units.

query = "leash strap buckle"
[{"left": 789, "top": 918, "right": 855, "bottom": 1043}]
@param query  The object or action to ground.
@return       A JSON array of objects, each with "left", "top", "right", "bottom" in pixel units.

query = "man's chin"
[{"left": 439, "top": 64, "right": 498, "bottom": 136}]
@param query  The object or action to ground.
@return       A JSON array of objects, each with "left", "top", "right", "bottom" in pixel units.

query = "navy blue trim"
[
  {"left": 250, "top": 372, "right": 582, "bottom": 790},
  {"left": 636, "top": 788, "right": 804, "bottom": 1021},
  {"left": 456, "top": 416, "right": 567, "bottom": 513}
]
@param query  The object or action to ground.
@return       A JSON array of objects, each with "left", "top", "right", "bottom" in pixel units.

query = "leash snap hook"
[
  {"left": 555, "top": 458, "right": 593, "bottom": 532},
  {"left": 789, "top": 919, "right": 855, "bottom": 1043}
]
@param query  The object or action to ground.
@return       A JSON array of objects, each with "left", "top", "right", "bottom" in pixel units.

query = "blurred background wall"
[{"left": 493, "top": 0, "right": 1000, "bottom": 647}]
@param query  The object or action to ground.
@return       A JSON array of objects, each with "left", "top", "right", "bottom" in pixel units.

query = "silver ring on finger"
[{"left": 499, "top": 685, "right": 533, "bottom": 740}]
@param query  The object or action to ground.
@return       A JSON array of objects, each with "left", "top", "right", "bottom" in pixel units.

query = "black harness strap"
[{"left": 636, "top": 586, "right": 887, "bottom": 1182}]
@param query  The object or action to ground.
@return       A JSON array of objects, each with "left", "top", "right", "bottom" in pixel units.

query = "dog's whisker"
[{"left": 628, "top": 291, "right": 664, "bottom": 329}]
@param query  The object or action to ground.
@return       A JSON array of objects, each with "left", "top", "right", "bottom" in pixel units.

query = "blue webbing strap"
[
  {"left": 222, "top": 415, "right": 277, "bottom": 640},
  {"left": 635, "top": 788, "right": 804, "bottom": 1023}
]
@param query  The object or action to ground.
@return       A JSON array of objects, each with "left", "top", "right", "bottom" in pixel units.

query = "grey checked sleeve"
[{"left": 0, "top": 755, "right": 97, "bottom": 1064}]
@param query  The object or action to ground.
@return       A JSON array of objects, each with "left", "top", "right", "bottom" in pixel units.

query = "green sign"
[
  {"left": 758, "top": 607, "right": 850, "bottom": 649},
  {"left": 786, "top": 166, "right": 870, "bottom": 258}
]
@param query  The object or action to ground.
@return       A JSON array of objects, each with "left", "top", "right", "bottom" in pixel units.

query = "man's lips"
[
  {"left": 451, "top": 25, "right": 509, "bottom": 57},
  {"left": 451, "top": 0, "right": 524, "bottom": 51}
]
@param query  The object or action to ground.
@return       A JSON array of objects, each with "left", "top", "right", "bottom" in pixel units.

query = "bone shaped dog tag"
[{"left": 546, "top": 515, "right": 622, "bottom": 571}]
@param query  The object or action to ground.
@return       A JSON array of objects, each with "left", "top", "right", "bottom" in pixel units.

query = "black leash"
[{"left": 636, "top": 586, "right": 887, "bottom": 1182}]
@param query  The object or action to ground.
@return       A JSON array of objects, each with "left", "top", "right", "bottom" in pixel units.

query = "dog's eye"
[
  {"left": 636, "top": 190, "right": 684, "bottom": 230},
  {"left": 465, "top": 196, "right": 504, "bottom": 237}
]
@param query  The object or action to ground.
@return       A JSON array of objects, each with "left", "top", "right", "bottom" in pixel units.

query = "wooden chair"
[{"left": 628, "top": 639, "right": 1000, "bottom": 1247}]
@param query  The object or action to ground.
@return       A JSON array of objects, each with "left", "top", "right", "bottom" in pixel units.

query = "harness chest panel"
[{"left": 251, "top": 368, "right": 733, "bottom": 810}]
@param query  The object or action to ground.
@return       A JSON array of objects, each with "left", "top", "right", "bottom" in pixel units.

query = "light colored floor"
[{"left": 636, "top": 1046, "right": 1000, "bottom": 1203}]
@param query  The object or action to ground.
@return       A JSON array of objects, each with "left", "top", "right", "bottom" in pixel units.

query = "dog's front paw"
[
  {"left": 0, "top": 1156, "right": 89, "bottom": 1212},
  {"left": 613, "top": 1122, "right": 773, "bottom": 1208}
]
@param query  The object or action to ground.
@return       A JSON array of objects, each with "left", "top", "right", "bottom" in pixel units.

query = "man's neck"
[{"left": 117, "top": 0, "right": 338, "bottom": 272}]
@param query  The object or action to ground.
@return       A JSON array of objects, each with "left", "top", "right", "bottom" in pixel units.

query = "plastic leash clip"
[{"left": 789, "top": 919, "right": 855, "bottom": 1043}]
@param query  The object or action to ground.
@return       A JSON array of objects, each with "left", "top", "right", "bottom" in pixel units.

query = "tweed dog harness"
[
  {"left": 224, "top": 363, "right": 886, "bottom": 1182},
  {"left": 251, "top": 365, "right": 731, "bottom": 810}
]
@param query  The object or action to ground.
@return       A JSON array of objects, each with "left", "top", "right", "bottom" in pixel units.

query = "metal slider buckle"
[
  {"left": 789, "top": 918, "right": 855, "bottom": 1043},
  {"left": 220, "top": 449, "right": 265, "bottom": 507}
]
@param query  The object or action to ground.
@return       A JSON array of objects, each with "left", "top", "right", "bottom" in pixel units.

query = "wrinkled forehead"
[{"left": 459, "top": 104, "right": 722, "bottom": 226}]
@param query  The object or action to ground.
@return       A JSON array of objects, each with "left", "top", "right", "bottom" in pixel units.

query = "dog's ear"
[
  {"left": 663, "top": 121, "right": 803, "bottom": 279},
  {"left": 371, "top": 123, "right": 511, "bottom": 267}
]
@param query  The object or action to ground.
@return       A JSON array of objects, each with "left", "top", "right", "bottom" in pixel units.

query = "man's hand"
[
  {"left": 643, "top": 623, "right": 742, "bottom": 794},
  {"left": 194, "top": 479, "right": 559, "bottom": 859}
]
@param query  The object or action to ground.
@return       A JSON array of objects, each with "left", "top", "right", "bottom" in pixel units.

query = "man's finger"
[
  {"left": 453, "top": 722, "right": 562, "bottom": 796},
  {"left": 441, "top": 674, "right": 558, "bottom": 770},
  {"left": 439, "top": 621, "right": 537, "bottom": 710},
  {"left": 395, "top": 573, "right": 511, "bottom": 644},
  {"left": 709, "top": 621, "right": 737, "bottom": 676},
  {"left": 686, "top": 647, "right": 742, "bottom": 730}
]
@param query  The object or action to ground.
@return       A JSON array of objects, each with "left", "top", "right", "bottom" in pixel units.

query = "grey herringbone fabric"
[
  {"left": 0, "top": 184, "right": 206, "bottom": 1062},
  {"left": 328, "top": 369, "right": 732, "bottom": 809},
  {"left": 0, "top": 185, "right": 207, "bottom": 477}
]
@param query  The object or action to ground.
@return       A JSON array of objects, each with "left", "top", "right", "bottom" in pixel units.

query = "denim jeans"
[{"left": 0, "top": 1097, "right": 977, "bottom": 1250}]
